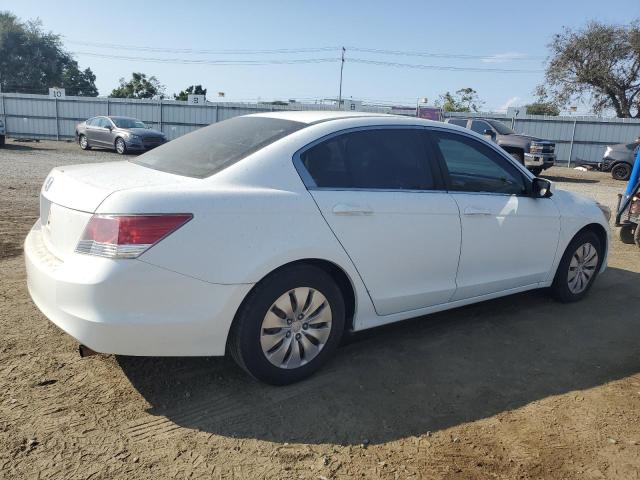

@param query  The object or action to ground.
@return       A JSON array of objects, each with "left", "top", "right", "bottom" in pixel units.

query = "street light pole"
[{"left": 338, "top": 47, "right": 345, "bottom": 109}]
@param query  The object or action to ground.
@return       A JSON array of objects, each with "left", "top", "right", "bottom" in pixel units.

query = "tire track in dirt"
[{"left": 124, "top": 367, "right": 340, "bottom": 442}]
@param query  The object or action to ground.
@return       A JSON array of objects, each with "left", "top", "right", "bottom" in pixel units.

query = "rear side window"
[
  {"left": 300, "top": 129, "right": 435, "bottom": 190},
  {"left": 447, "top": 119, "right": 468, "bottom": 127},
  {"left": 133, "top": 116, "right": 305, "bottom": 178}
]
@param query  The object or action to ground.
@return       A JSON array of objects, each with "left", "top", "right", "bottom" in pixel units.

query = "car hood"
[{"left": 117, "top": 127, "right": 165, "bottom": 137}]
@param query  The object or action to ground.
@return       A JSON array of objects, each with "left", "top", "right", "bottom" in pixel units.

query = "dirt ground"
[{"left": 1, "top": 139, "right": 640, "bottom": 480}]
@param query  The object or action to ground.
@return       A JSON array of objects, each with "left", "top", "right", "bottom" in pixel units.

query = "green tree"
[
  {"left": 525, "top": 102, "right": 560, "bottom": 116},
  {"left": 436, "top": 88, "right": 484, "bottom": 112},
  {"left": 0, "top": 11, "right": 98, "bottom": 96},
  {"left": 61, "top": 62, "right": 98, "bottom": 97},
  {"left": 540, "top": 21, "right": 640, "bottom": 118},
  {"left": 173, "top": 84, "right": 207, "bottom": 101},
  {"left": 110, "top": 72, "right": 165, "bottom": 99}
]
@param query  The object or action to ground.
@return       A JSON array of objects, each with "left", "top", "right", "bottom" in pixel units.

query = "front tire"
[
  {"left": 78, "top": 134, "right": 90, "bottom": 150},
  {"left": 611, "top": 163, "right": 631, "bottom": 181},
  {"left": 551, "top": 230, "right": 603, "bottom": 303},
  {"left": 115, "top": 137, "right": 127, "bottom": 155},
  {"left": 228, "top": 265, "right": 345, "bottom": 385}
]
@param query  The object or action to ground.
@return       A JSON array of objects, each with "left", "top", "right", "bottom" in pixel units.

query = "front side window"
[
  {"left": 133, "top": 116, "right": 304, "bottom": 178},
  {"left": 430, "top": 131, "right": 526, "bottom": 195},
  {"left": 112, "top": 117, "right": 146, "bottom": 129},
  {"left": 97, "top": 118, "right": 112, "bottom": 128},
  {"left": 487, "top": 120, "right": 515, "bottom": 135},
  {"left": 470, "top": 120, "right": 492, "bottom": 134},
  {"left": 300, "top": 129, "right": 434, "bottom": 190},
  {"left": 87, "top": 117, "right": 99, "bottom": 126}
]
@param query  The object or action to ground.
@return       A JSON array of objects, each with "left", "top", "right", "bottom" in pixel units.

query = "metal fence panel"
[{"left": 3, "top": 93, "right": 640, "bottom": 165}]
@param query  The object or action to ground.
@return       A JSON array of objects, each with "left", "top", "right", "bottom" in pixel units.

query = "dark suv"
[{"left": 445, "top": 118, "right": 555, "bottom": 175}]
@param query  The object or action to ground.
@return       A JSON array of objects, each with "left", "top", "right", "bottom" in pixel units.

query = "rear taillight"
[{"left": 75, "top": 214, "right": 192, "bottom": 259}]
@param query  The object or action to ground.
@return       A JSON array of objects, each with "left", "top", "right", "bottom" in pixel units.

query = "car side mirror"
[
  {"left": 532, "top": 177, "right": 554, "bottom": 198},
  {"left": 483, "top": 129, "right": 496, "bottom": 142},
  {"left": 106, "top": 125, "right": 112, "bottom": 131}
]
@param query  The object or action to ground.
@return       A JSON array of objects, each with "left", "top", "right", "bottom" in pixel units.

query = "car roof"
[
  {"left": 107, "top": 116, "right": 139, "bottom": 121},
  {"left": 248, "top": 110, "right": 401, "bottom": 124}
]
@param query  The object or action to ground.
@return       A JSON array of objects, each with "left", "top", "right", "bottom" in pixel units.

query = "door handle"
[
  {"left": 332, "top": 204, "right": 374, "bottom": 216},
  {"left": 463, "top": 206, "right": 492, "bottom": 216}
]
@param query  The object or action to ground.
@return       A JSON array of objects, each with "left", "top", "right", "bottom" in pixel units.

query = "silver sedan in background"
[{"left": 76, "top": 116, "right": 167, "bottom": 154}]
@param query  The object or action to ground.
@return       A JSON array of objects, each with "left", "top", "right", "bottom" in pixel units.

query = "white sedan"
[{"left": 25, "top": 111, "right": 610, "bottom": 384}]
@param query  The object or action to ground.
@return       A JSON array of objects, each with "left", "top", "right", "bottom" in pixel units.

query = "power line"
[
  {"left": 64, "top": 38, "right": 543, "bottom": 62},
  {"left": 349, "top": 58, "right": 543, "bottom": 73},
  {"left": 70, "top": 51, "right": 339, "bottom": 65},
  {"left": 65, "top": 39, "right": 340, "bottom": 55},
  {"left": 71, "top": 50, "right": 542, "bottom": 73},
  {"left": 347, "top": 46, "right": 544, "bottom": 61}
]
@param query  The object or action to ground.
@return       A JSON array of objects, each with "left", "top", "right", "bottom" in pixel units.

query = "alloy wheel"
[{"left": 260, "top": 287, "right": 332, "bottom": 369}]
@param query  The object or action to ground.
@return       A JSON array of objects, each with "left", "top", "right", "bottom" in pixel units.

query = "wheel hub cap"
[
  {"left": 260, "top": 287, "right": 332, "bottom": 369},
  {"left": 567, "top": 242, "right": 598, "bottom": 294}
]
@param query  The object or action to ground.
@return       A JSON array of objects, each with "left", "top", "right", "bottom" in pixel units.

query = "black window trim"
[
  {"left": 424, "top": 126, "right": 535, "bottom": 197},
  {"left": 292, "top": 125, "right": 447, "bottom": 193}
]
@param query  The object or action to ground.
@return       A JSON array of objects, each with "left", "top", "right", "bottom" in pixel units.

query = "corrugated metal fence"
[
  {"left": 0, "top": 93, "right": 386, "bottom": 143},
  {"left": 2, "top": 93, "right": 640, "bottom": 165},
  {"left": 443, "top": 112, "right": 640, "bottom": 165}
]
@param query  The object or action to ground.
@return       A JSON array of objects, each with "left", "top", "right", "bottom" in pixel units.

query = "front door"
[
  {"left": 298, "top": 127, "right": 461, "bottom": 315},
  {"left": 427, "top": 129, "right": 560, "bottom": 300}
]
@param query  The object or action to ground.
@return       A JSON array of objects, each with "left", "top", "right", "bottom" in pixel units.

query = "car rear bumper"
[
  {"left": 25, "top": 220, "right": 252, "bottom": 356},
  {"left": 524, "top": 153, "right": 555, "bottom": 168}
]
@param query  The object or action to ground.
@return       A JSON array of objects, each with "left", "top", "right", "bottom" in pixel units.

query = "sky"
[{"left": 3, "top": 0, "right": 640, "bottom": 112}]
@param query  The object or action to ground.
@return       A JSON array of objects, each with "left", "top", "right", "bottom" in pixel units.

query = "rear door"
[
  {"left": 296, "top": 127, "right": 462, "bottom": 316},
  {"left": 427, "top": 129, "right": 560, "bottom": 300},
  {"left": 94, "top": 117, "right": 114, "bottom": 146},
  {"left": 84, "top": 117, "right": 101, "bottom": 145}
]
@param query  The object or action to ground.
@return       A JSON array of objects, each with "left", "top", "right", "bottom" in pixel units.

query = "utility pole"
[{"left": 338, "top": 47, "right": 345, "bottom": 109}]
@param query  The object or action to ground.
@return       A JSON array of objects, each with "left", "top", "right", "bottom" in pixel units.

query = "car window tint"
[
  {"left": 470, "top": 120, "right": 491, "bottom": 134},
  {"left": 132, "top": 116, "right": 305, "bottom": 178},
  {"left": 447, "top": 119, "right": 468, "bottom": 127},
  {"left": 431, "top": 131, "right": 526, "bottom": 195},
  {"left": 301, "top": 129, "right": 434, "bottom": 190}
]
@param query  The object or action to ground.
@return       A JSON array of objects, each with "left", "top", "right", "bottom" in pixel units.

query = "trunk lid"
[{"left": 40, "top": 161, "right": 193, "bottom": 260}]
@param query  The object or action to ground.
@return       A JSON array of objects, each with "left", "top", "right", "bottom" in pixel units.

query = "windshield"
[
  {"left": 132, "top": 116, "right": 305, "bottom": 178},
  {"left": 112, "top": 118, "right": 147, "bottom": 129},
  {"left": 487, "top": 120, "right": 515, "bottom": 135}
]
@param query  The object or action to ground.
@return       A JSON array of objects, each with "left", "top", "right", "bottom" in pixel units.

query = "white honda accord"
[{"left": 25, "top": 111, "right": 610, "bottom": 384}]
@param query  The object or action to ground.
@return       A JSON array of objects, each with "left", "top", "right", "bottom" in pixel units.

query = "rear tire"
[
  {"left": 619, "top": 224, "right": 636, "bottom": 244},
  {"left": 228, "top": 265, "right": 345, "bottom": 385},
  {"left": 115, "top": 137, "right": 126, "bottom": 155},
  {"left": 0, "top": 135, "right": 5, "bottom": 147},
  {"left": 611, "top": 163, "right": 631, "bottom": 181},
  {"left": 551, "top": 230, "right": 603, "bottom": 303},
  {"left": 530, "top": 167, "right": 543, "bottom": 176}
]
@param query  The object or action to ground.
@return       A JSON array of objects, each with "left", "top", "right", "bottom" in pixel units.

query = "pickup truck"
[{"left": 445, "top": 117, "right": 555, "bottom": 175}]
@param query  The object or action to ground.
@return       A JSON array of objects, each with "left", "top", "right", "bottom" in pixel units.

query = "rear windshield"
[{"left": 132, "top": 116, "right": 305, "bottom": 178}]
